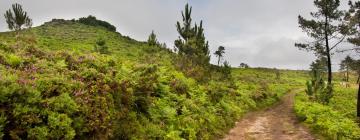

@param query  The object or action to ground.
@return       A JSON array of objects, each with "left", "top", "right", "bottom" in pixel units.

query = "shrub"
[
  {"left": 5, "top": 54, "right": 23, "bottom": 68},
  {"left": 0, "top": 43, "right": 14, "bottom": 52},
  {"left": 94, "top": 38, "right": 109, "bottom": 54},
  {"left": 305, "top": 69, "right": 333, "bottom": 104},
  {"left": 47, "top": 112, "right": 76, "bottom": 139},
  {"left": 0, "top": 114, "right": 6, "bottom": 139},
  {"left": 28, "top": 126, "right": 49, "bottom": 139},
  {"left": 77, "top": 15, "right": 116, "bottom": 32},
  {"left": 221, "top": 61, "right": 232, "bottom": 79}
]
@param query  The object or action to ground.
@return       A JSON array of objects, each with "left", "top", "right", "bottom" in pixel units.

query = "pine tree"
[
  {"left": 310, "top": 57, "right": 328, "bottom": 73},
  {"left": 214, "top": 46, "right": 225, "bottom": 66},
  {"left": 340, "top": 55, "right": 354, "bottom": 85},
  {"left": 295, "top": 0, "right": 344, "bottom": 86},
  {"left": 94, "top": 38, "right": 108, "bottom": 54},
  {"left": 295, "top": 0, "right": 345, "bottom": 104},
  {"left": 239, "top": 63, "right": 249, "bottom": 68},
  {"left": 345, "top": 1, "right": 360, "bottom": 117},
  {"left": 147, "top": 30, "right": 159, "bottom": 46},
  {"left": 4, "top": 3, "right": 32, "bottom": 37},
  {"left": 174, "top": 4, "right": 210, "bottom": 65},
  {"left": 345, "top": 1, "right": 360, "bottom": 51}
]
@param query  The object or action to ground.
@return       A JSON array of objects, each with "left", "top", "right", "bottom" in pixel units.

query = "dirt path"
[{"left": 222, "top": 92, "right": 315, "bottom": 140}]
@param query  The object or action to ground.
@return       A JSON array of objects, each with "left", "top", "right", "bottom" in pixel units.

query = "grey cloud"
[
  {"left": 0, "top": 0, "right": 355, "bottom": 70},
  {"left": 218, "top": 37, "right": 315, "bottom": 70}
]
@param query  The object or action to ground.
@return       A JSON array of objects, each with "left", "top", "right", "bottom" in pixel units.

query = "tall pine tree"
[
  {"left": 346, "top": 1, "right": 360, "bottom": 51},
  {"left": 295, "top": 0, "right": 345, "bottom": 103},
  {"left": 345, "top": 0, "right": 360, "bottom": 117},
  {"left": 174, "top": 4, "right": 210, "bottom": 65}
]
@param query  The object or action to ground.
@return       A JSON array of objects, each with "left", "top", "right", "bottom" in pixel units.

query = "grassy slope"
[{"left": 0, "top": 20, "right": 308, "bottom": 139}]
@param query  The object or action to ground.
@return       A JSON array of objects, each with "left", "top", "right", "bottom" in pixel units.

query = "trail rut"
[{"left": 222, "top": 92, "right": 315, "bottom": 140}]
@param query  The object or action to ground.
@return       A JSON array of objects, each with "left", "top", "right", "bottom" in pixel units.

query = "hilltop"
[{"left": 0, "top": 19, "right": 308, "bottom": 139}]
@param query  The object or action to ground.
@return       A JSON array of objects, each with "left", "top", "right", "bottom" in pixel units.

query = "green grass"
[{"left": 0, "top": 20, "right": 309, "bottom": 140}]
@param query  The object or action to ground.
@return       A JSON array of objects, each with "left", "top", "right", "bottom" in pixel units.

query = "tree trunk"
[
  {"left": 217, "top": 56, "right": 220, "bottom": 66},
  {"left": 357, "top": 82, "right": 360, "bottom": 117},
  {"left": 346, "top": 67, "right": 350, "bottom": 88},
  {"left": 325, "top": 16, "right": 332, "bottom": 85},
  {"left": 346, "top": 68, "right": 349, "bottom": 82},
  {"left": 356, "top": 23, "right": 360, "bottom": 118}
]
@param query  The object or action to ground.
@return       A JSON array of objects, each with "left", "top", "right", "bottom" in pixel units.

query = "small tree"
[
  {"left": 239, "top": 63, "right": 249, "bottom": 68},
  {"left": 340, "top": 55, "right": 354, "bottom": 86},
  {"left": 310, "top": 57, "right": 328, "bottom": 73},
  {"left": 174, "top": 4, "right": 210, "bottom": 65},
  {"left": 160, "top": 43, "right": 167, "bottom": 49},
  {"left": 350, "top": 59, "right": 360, "bottom": 84},
  {"left": 147, "top": 30, "right": 159, "bottom": 46},
  {"left": 275, "top": 69, "right": 281, "bottom": 80},
  {"left": 94, "top": 38, "right": 108, "bottom": 54},
  {"left": 214, "top": 46, "right": 225, "bottom": 66},
  {"left": 4, "top": 3, "right": 32, "bottom": 37},
  {"left": 306, "top": 59, "right": 332, "bottom": 104},
  {"left": 222, "top": 61, "right": 232, "bottom": 79}
]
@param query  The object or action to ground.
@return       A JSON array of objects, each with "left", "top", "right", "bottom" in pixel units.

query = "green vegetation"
[
  {"left": 0, "top": 13, "right": 309, "bottom": 139},
  {"left": 77, "top": 15, "right": 116, "bottom": 32},
  {"left": 295, "top": 85, "right": 360, "bottom": 139},
  {"left": 293, "top": 2, "right": 360, "bottom": 138},
  {"left": 2, "top": 1, "right": 360, "bottom": 140},
  {"left": 94, "top": 38, "right": 109, "bottom": 54}
]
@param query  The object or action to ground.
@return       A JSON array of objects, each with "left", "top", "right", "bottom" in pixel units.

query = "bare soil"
[{"left": 222, "top": 92, "right": 315, "bottom": 140}]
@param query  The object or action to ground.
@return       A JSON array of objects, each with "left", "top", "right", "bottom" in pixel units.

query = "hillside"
[{"left": 0, "top": 20, "right": 309, "bottom": 139}]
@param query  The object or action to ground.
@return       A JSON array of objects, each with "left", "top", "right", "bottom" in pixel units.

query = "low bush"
[
  {"left": 295, "top": 92, "right": 360, "bottom": 139},
  {"left": 5, "top": 54, "right": 23, "bottom": 68}
]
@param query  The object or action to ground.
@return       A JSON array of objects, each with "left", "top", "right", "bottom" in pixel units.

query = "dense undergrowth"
[
  {"left": 295, "top": 84, "right": 360, "bottom": 139},
  {"left": 0, "top": 20, "right": 308, "bottom": 139}
]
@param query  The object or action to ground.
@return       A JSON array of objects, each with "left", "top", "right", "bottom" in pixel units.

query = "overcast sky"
[{"left": 0, "top": 0, "right": 357, "bottom": 70}]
